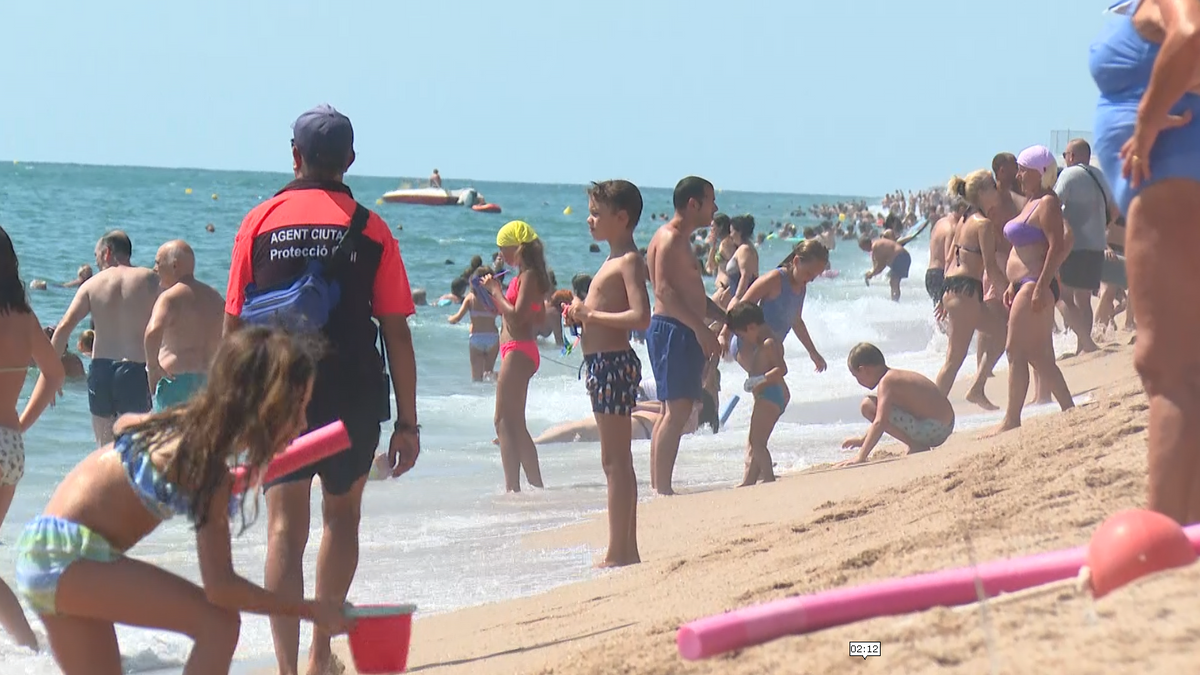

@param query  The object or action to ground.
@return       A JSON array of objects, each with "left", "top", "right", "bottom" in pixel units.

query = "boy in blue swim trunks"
[
  {"left": 565, "top": 179, "right": 651, "bottom": 567},
  {"left": 837, "top": 342, "right": 955, "bottom": 466},
  {"left": 727, "top": 303, "right": 788, "bottom": 486}
]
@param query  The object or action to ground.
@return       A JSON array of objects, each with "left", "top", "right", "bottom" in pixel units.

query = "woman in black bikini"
[{"left": 936, "top": 171, "right": 1007, "bottom": 411}]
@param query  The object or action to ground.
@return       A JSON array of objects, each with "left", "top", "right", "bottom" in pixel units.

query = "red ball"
[{"left": 1087, "top": 509, "right": 1197, "bottom": 598}]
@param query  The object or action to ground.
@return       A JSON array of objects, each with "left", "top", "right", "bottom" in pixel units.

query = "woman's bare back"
[
  {"left": 945, "top": 216, "right": 988, "bottom": 279},
  {"left": 0, "top": 311, "right": 34, "bottom": 428},
  {"left": 43, "top": 446, "right": 162, "bottom": 551}
]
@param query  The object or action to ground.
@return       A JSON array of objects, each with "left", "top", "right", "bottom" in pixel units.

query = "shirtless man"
[
  {"left": 970, "top": 153, "right": 1024, "bottom": 377},
  {"left": 144, "top": 240, "right": 225, "bottom": 410},
  {"left": 565, "top": 179, "right": 651, "bottom": 566},
  {"left": 646, "top": 176, "right": 723, "bottom": 496},
  {"left": 924, "top": 201, "right": 965, "bottom": 304},
  {"left": 861, "top": 236, "right": 911, "bottom": 302},
  {"left": 51, "top": 231, "right": 159, "bottom": 445}
]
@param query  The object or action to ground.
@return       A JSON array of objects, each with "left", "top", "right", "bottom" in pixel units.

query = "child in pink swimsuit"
[
  {"left": 485, "top": 220, "right": 552, "bottom": 492},
  {"left": 499, "top": 275, "right": 542, "bottom": 370}
]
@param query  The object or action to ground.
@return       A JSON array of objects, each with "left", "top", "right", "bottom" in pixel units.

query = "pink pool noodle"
[
  {"left": 230, "top": 420, "right": 351, "bottom": 494},
  {"left": 677, "top": 523, "right": 1200, "bottom": 660}
]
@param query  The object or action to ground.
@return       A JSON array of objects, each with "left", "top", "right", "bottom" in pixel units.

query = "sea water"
[{"left": 0, "top": 163, "right": 1074, "bottom": 673}]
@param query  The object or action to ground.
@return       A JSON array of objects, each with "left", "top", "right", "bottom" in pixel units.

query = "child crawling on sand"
[
  {"left": 726, "top": 303, "right": 788, "bottom": 486},
  {"left": 836, "top": 342, "right": 955, "bottom": 467}
]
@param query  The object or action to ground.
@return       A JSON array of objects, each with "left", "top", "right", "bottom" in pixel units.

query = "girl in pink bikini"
[{"left": 481, "top": 221, "right": 552, "bottom": 492}]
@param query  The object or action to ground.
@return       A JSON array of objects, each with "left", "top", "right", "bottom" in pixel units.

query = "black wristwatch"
[{"left": 394, "top": 422, "right": 421, "bottom": 434}]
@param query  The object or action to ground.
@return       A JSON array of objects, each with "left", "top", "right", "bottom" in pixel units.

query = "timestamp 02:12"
[{"left": 849, "top": 641, "right": 882, "bottom": 659}]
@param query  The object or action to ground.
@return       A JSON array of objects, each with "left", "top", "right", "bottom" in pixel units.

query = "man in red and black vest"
[{"left": 223, "top": 104, "right": 420, "bottom": 675}]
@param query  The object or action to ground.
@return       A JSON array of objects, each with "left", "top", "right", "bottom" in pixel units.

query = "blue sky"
[{"left": 1, "top": 1, "right": 1111, "bottom": 196}]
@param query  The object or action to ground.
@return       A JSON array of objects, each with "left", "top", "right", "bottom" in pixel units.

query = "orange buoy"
[
  {"left": 472, "top": 203, "right": 502, "bottom": 214},
  {"left": 1086, "top": 509, "right": 1197, "bottom": 598}
]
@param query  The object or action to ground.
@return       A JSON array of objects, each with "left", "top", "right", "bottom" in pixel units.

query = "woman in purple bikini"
[{"left": 987, "top": 145, "right": 1075, "bottom": 436}]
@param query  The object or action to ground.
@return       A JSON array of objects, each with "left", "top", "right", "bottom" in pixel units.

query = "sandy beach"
[{"left": 287, "top": 328, "right": 1194, "bottom": 675}]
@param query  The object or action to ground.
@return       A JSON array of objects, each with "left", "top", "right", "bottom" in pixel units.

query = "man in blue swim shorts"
[
  {"left": 645, "top": 176, "right": 723, "bottom": 495},
  {"left": 50, "top": 231, "right": 160, "bottom": 445}
]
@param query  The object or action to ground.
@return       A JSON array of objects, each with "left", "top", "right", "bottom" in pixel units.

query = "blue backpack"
[{"left": 240, "top": 204, "right": 370, "bottom": 332}]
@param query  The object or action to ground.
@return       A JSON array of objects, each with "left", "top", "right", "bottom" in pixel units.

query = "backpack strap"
[
  {"left": 324, "top": 204, "right": 370, "bottom": 279},
  {"left": 1079, "top": 166, "right": 1114, "bottom": 226}
]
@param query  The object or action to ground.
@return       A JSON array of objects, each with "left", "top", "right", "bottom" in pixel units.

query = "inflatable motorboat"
[{"left": 380, "top": 186, "right": 484, "bottom": 206}]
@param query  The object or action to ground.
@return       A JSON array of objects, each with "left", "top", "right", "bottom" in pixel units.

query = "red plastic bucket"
[{"left": 347, "top": 604, "right": 417, "bottom": 674}]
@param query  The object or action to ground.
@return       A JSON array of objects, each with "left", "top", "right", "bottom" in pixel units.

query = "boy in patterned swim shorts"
[
  {"left": 836, "top": 342, "right": 956, "bottom": 467},
  {"left": 565, "top": 179, "right": 651, "bottom": 568}
]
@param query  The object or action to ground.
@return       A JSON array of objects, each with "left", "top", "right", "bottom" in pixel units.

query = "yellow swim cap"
[{"left": 496, "top": 220, "right": 539, "bottom": 247}]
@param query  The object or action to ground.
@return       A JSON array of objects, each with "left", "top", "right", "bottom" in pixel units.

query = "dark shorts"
[
  {"left": 924, "top": 268, "right": 945, "bottom": 303},
  {"left": 87, "top": 359, "right": 151, "bottom": 418},
  {"left": 646, "top": 315, "right": 704, "bottom": 402},
  {"left": 888, "top": 248, "right": 912, "bottom": 280},
  {"left": 1100, "top": 252, "right": 1127, "bottom": 289},
  {"left": 265, "top": 410, "right": 381, "bottom": 496},
  {"left": 584, "top": 349, "right": 642, "bottom": 416},
  {"left": 941, "top": 275, "right": 984, "bottom": 302},
  {"left": 1059, "top": 249, "right": 1104, "bottom": 292}
]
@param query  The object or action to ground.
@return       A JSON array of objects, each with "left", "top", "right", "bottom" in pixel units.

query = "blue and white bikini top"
[{"left": 115, "top": 432, "right": 238, "bottom": 522}]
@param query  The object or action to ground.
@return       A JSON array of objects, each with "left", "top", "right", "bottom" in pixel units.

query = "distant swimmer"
[
  {"left": 144, "top": 240, "right": 225, "bottom": 411},
  {"left": 429, "top": 168, "right": 442, "bottom": 188},
  {"left": 50, "top": 231, "right": 159, "bottom": 445},
  {"left": 77, "top": 329, "right": 95, "bottom": 358},
  {"left": 62, "top": 264, "right": 94, "bottom": 289}
]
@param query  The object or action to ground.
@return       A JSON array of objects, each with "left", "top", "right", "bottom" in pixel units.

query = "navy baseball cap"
[{"left": 291, "top": 104, "right": 354, "bottom": 168}]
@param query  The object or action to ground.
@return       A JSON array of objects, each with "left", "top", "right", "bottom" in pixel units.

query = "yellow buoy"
[
  {"left": 375, "top": 198, "right": 384, "bottom": 206},
  {"left": 185, "top": 188, "right": 193, "bottom": 195},
  {"left": 12, "top": 160, "right": 18, "bottom": 165},
  {"left": 211, "top": 193, "right": 218, "bottom": 200},
  {"left": 563, "top": 206, "right": 573, "bottom": 216}
]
